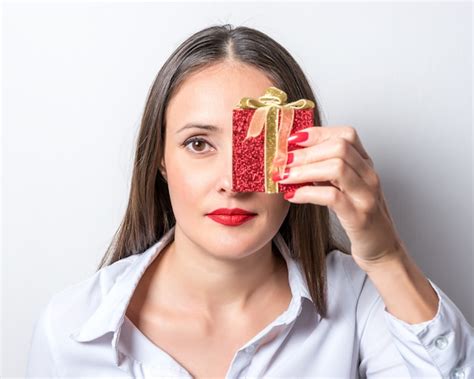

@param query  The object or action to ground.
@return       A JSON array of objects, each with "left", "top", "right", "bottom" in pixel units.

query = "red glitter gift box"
[{"left": 232, "top": 86, "right": 315, "bottom": 193}]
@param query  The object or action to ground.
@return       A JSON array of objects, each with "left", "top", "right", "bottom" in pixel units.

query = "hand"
[{"left": 272, "top": 125, "right": 407, "bottom": 271}]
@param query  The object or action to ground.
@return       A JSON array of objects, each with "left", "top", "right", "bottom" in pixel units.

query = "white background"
[{"left": 1, "top": 1, "right": 472, "bottom": 376}]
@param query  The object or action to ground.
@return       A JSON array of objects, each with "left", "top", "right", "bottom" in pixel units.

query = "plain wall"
[{"left": 1, "top": 1, "right": 472, "bottom": 377}]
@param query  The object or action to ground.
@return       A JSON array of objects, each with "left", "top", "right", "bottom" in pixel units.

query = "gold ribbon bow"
[{"left": 236, "top": 86, "right": 315, "bottom": 193}]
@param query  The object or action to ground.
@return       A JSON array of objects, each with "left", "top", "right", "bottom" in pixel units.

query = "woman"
[{"left": 26, "top": 24, "right": 473, "bottom": 378}]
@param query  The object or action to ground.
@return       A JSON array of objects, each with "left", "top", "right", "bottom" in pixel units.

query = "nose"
[{"left": 216, "top": 145, "right": 237, "bottom": 195}]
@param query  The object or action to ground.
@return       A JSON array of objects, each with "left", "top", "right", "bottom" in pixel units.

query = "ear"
[{"left": 160, "top": 158, "right": 167, "bottom": 180}]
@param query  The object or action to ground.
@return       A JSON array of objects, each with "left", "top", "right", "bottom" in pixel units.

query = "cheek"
[
  {"left": 273, "top": 197, "right": 291, "bottom": 218},
  {"left": 260, "top": 195, "right": 290, "bottom": 219},
  {"left": 166, "top": 151, "right": 210, "bottom": 212},
  {"left": 167, "top": 168, "right": 199, "bottom": 221},
  {"left": 168, "top": 154, "right": 209, "bottom": 190},
  {"left": 169, "top": 162, "right": 193, "bottom": 188}
]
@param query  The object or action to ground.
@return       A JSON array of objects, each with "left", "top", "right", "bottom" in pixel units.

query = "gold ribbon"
[{"left": 236, "top": 86, "right": 315, "bottom": 193}]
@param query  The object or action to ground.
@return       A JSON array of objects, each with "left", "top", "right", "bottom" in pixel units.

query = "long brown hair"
[{"left": 96, "top": 24, "right": 349, "bottom": 319}]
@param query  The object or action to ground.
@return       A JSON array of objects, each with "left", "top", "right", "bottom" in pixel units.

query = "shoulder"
[
  {"left": 53, "top": 253, "right": 139, "bottom": 309},
  {"left": 36, "top": 254, "right": 140, "bottom": 338}
]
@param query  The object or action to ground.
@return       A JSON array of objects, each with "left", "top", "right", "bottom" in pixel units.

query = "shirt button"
[
  {"left": 434, "top": 335, "right": 448, "bottom": 350},
  {"left": 450, "top": 368, "right": 465, "bottom": 379}
]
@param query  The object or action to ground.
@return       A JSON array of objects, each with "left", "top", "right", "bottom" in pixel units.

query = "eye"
[{"left": 182, "top": 137, "right": 215, "bottom": 154}]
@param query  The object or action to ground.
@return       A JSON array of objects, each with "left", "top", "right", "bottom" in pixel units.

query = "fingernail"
[
  {"left": 284, "top": 191, "right": 295, "bottom": 200},
  {"left": 272, "top": 167, "right": 290, "bottom": 182},
  {"left": 286, "top": 152, "right": 294, "bottom": 165},
  {"left": 287, "top": 131, "right": 308, "bottom": 144}
]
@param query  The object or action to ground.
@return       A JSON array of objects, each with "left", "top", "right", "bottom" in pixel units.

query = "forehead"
[{"left": 166, "top": 62, "right": 275, "bottom": 129}]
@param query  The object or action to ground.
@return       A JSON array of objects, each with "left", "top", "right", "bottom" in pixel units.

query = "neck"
[{"left": 150, "top": 225, "right": 286, "bottom": 320}]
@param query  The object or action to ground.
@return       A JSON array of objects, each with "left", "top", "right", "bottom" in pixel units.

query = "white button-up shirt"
[{"left": 26, "top": 225, "right": 474, "bottom": 378}]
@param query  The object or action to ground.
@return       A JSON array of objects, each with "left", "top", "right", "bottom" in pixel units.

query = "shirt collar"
[{"left": 69, "top": 225, "right": 315, "bottom": 363}]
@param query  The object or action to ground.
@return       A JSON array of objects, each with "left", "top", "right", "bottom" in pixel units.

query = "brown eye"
[{"left": 183, "top": 137, "right": 214, "bottom": 154}]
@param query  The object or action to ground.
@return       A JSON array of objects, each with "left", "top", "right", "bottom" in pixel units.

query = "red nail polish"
[
  {"left": 284, "top": 191, "right": 295, "bottom": 200},
  {"left": 272, "top": 168, "right": 290, "bottom": 182},
  {"left": 287, "top": 131, "right": 308, "bottom": 144},
  {"left": 286, "top": 152, "right": 294, "bottom": 165}
]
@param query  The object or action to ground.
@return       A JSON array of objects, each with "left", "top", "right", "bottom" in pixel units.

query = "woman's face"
[{"left": 162, "top": 61, "right": 290, "bottom": 259}]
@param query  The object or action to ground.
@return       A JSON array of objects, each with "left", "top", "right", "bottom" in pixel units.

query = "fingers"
[
  {"left": 275, "top": 157, "right": 373, "bottom": 200},
  {"left": 291, "top": 125, "right": 371, "bottom": 160},
  {"left": 283, "top": 184, "right": 359, "bottom": 222},
  {"left": 274, "top": 136, "right": 379, "bottom": 191},
  {"left": 272, "top": 125, "right": 381, "bottom": 217}
]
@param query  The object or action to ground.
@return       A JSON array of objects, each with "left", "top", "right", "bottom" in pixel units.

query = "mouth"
[
  {"left": 206, "top": 214, "right": 257, "bottom": 226},
  {"left": 206, "top": 208, "right": 258, "bottom": 226},
  {"left": 206, "top": 208, "right": 257, "bottom": 216}
]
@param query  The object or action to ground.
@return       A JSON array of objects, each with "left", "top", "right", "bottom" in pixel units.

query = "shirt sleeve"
[
  {"left": 382, "top": 278, "right": 474, "bottom": 378},
  {"left": 358, "top": 292, "right": 414, "bottom": 377},
  {"left": 25, "top": 301, "right": 59, "bottom": 378}
]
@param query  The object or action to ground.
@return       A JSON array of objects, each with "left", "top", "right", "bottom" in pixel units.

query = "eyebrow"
[{"left": 176, "top": 123, "right": 222, "bottom": 134}]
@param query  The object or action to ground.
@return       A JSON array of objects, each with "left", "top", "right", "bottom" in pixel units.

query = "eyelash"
[{"left": 182, "top": 137, "right": 215, "bottom": 154}]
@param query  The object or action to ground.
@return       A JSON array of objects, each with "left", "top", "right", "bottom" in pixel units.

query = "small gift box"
[{"left": 232, "top": 86, "right": 315, "bottom": 193}]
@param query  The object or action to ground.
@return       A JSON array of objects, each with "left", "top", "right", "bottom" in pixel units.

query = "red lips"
[
  {"left": 207, "top": 208, "right": 257, "bottom": 216},
  {"left": 206, "top": 208, "right": 257, "bottom": 226}
]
